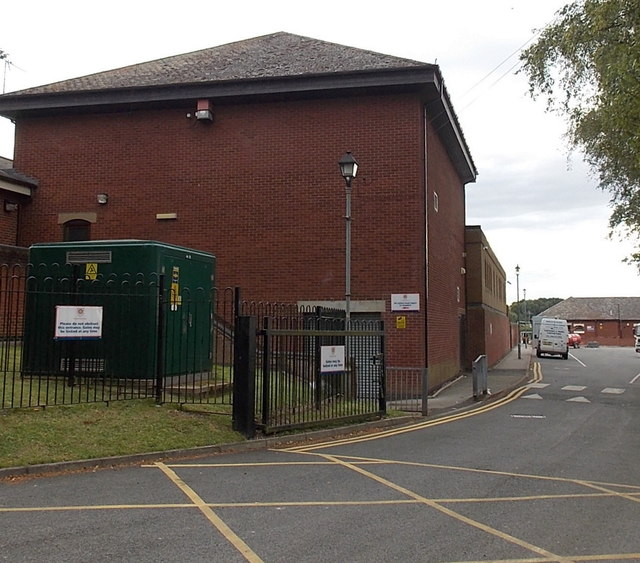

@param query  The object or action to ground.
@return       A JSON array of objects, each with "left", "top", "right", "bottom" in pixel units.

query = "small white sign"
[
  {"left": 391, "top": 293, "right": 420, "bottom": 311},
  {"left": 55, "top": 306, "right": 103, "bottom": 340},
  {"left": 320, "top": 345, "right": 345, "bottom": 373}
]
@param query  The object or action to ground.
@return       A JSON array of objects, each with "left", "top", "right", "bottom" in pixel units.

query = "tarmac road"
[{"left": 2, "top": 346, "right": 639, "bottom": 562}]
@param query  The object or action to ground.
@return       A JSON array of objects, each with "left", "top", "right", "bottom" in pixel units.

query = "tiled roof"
[
  {"left": 0, "top": 168, "right": 39, "bottom": 187},
  {"left": 0, "top": 33, "right": 477, "bottom": 184},
  {"left": 540, "top": 296, "right": 640, "bottom": 320},
  {"left": 5, "top": 32, "right": 431, "bottom": 96}
]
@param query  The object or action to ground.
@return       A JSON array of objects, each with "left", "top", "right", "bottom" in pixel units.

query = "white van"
[{"left": 536, "top": 317, "right": 569, "bottom": 359}]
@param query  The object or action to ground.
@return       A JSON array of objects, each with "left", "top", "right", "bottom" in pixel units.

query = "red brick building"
[
  {"left": 0, "top": 33, "right": 477, "bottom": 389},
  {"left": 540, "top": 297, "right": 640, "bottom": 347},
  {"left": 0, "top": 157, "right": 36, "bottom": 253},
  {"left": 464, "top": 226, "right": 511, "bottom": 367}
]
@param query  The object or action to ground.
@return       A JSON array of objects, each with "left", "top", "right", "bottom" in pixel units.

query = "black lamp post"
[
  {"left": 516, "top": 265, "right": 521, "bottom": 359},
  {"left": 339, "top": 151, "right": 359, "bottom": 327}
]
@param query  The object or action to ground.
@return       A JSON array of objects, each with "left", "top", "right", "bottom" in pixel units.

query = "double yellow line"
[{"left": 283, "top": 363, "right": 542, "bottom": 453}]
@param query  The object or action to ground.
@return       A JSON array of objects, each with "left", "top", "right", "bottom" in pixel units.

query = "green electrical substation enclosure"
[{"left": 22, "top": 240, "right": 216, "bottom": 380}]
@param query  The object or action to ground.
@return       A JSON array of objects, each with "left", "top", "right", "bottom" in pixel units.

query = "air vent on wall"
[{"left": 66, "top": 251, "right": 112, "bottom": 264}]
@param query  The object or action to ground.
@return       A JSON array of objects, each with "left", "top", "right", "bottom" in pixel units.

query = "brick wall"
[
  {"left": 424, "top": 121, "right": 467, "bottom": 386},
  {"left": 576, "top": 320, "right": 636, "bottom": 346},
  {"left": 12, "top": 92, "right": 467, "bottom": 382},
  {"left": 0, "top": 245, "right": 27, "bottom": 338},
  {"left": 464, "top": 226, "right": 511, "bottom": 368},
  {"left": 0, "top": 198, "right": 19, "bottom": 246},
  {"left": 465, "top": 303, "right": 511, "bottom": 367},
  {"left": 0, "top": 244, "right": 27, "bottom": 265}
]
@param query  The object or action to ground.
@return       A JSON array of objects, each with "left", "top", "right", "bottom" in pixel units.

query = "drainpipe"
[{"left": 422, "top": 104, "right": 429, "bottom": 416}]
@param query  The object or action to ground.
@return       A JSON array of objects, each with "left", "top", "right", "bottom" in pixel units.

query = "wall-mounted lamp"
[
  {"left": 195, "top": 99, "right": 213, "bottom": 122},
  {"left": 4, "top": 200, "right": 18, "bottom": 212},
  {"left": 97, "top": 193, "right": 109, "bottom": 205}
]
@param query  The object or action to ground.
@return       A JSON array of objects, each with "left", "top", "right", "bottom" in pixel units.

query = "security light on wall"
[
  {"left": 195, "top": 99, "right": 213, "bottom": 122},
  {"left": 4, "top": 200, "right": 18, "bottom": 212},
  {"left": 97, "top": 193, "right": 109, "bottom": 204}
]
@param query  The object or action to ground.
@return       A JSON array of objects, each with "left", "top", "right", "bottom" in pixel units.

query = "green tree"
[
  {"left": 520, "top": 0, "right": 640, "bottom": 262},
  {"left": 509, "top": 297, "right": 563, "bottom": 323}
]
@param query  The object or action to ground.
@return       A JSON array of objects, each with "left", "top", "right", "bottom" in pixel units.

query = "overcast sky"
[{"left": 1, "top": 0, "right": 637, "bottom": 304}]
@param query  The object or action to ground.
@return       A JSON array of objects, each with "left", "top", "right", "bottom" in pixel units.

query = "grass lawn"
[{"left": 0, "top": 400, "right": 243, "bottom": 469}]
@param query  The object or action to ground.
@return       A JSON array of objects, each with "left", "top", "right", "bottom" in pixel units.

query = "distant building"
[
  {"left": 464, "top": 226, "right": 511, "bottom": 367},
  {"left": 539, "top": 297, "right": 640, "bottom": 346},
  {"left": 0, "top": 156, "right": 36, "bottom": 261}
]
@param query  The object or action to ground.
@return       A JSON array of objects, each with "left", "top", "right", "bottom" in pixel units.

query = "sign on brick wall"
[{"left": 391, "top": 293, "right": 420, "bottom": 311}]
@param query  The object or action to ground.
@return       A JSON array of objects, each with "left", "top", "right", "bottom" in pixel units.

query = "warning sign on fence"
[
  {"left": 54, "top": 306, "right": 103, "bottom": 340},
  {"left": 320, "top": 345, "right": 345, "bottom": 373}
]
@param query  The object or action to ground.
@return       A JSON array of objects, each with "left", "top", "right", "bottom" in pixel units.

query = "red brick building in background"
[
  {"left": 0, "top": 33, "right": 483, "bottom": 389},
  {"left": 464, "top": 226, "right": 511, "bottom": 368},
  {"left": 539, "top": 297, "right": 640, "bottom": 347}
]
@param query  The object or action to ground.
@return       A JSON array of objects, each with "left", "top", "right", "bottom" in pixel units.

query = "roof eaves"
[
  {"left": 0, "top": 66, "right": 440, "bottom": 114},
  {"left": 0, "top": 168, "right": 39, "bottom": 188},
  {"left": 426, "top": 70, "right": 477, "bottom": 184}
]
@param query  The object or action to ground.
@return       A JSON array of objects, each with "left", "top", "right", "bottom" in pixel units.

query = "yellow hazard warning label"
[
  {"left": 85, "top": 263, "right": 98, "bottom": 280},
  {"left": 170, "top": 266, "right": 181, "bottom": 310}
]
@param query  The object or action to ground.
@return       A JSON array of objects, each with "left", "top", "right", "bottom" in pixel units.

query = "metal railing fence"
[
  {"left": 232, "top": 309, "right": 386, "bottom": 435},
  {"left": 2, "top": 261, "right": 391, "bottom": 438},
  {"left": 385, "top": 367, "right": 427, "bottom": 414},
  {"left": 0, "top": 263, "right": 235, "bottom": 410}
]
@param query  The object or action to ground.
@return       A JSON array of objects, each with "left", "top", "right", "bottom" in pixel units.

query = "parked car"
[{"left": 568, "top": 333, "right": 582, "bottom": 348}]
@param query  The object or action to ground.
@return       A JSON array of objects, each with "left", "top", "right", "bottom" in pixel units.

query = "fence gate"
[{"left": 237, "top": 309, "right": 386, "bottom": 436}]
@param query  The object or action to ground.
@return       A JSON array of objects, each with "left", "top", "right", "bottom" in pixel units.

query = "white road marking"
[
  {"left": 511, "top": 414, "right": 547, "bottom": 419},
  {"left": 566, "top": 396, "right": 591, "bottom": 403},
  {"left": 561, "top": 385, "right": 587, "bottom": 391},
  {"left": 630, "top": 373, "right": 640, "bottom": 385},
  {"left": 601, "top": 388, "right": 625, "bottom": 394},
  {"left": 526, "top": 383, "right": 550, "bottom": 389},
  {"left": 522, "top": 393, "right": 543, "bottom": 400},
  {"left": 569, "top": 354, "right": 587, "bottom": 367}
]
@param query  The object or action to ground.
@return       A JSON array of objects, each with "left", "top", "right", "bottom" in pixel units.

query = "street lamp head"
[
  {"left": 339, "top": 152, "right": 359, "bottom": 187},
  {"left": 515, "top": 264, "right": 520, "bottom": 274}
]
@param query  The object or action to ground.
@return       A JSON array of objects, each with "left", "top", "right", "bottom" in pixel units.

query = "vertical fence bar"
[
  {"left": 378, "top": 324, "right": 386, "bottom": 414},
  {"left": 155, "top": 274, "right": 165, "bottom": 404},
  {"left": 66, "top": 265, "right": 79, "bottom": 389},
  {"left": 421, "top": 367, "right": 429, "bottom": 416},
  {"left": 261, "top": 316, "right": 271, "bottom": 428},
  {"left": 232, "top": 315, "right": 256, "bottom": 438}
]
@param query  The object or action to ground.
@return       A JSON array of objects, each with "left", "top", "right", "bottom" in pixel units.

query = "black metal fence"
[
  {"left": 0, "top": 263, "right": 235, "bottom": 410},
  {"left": 233, "top": 308, "right": 386, "bottom": 436},
  {"left": 1, "top": 263, "right": 387, "bottom": 437}
]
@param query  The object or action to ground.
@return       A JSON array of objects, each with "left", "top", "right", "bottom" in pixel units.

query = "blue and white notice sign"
[
  {"left": 320, "top": 345, "right": 345, "bottom": 373},
  {"left": 55, "top": 306, "right": 103, "bottom": 340}
]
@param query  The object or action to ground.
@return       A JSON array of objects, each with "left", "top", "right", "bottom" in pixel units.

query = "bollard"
[{"left": 472, "top": 354, "right": 488, "bottom": 400}]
